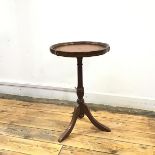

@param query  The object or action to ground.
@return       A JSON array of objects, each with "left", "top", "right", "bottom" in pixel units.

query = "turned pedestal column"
[{"left": 50, "top": 41, "right": 111, "bottom": 142}]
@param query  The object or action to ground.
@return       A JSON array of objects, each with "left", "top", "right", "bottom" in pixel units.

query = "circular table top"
[{"left": 50, "top": 41, "right": 110, "bottom": 57}]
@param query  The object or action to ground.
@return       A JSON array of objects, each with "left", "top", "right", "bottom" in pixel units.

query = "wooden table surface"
[{"left": 50, "top": 41, "right": 110, "bottom": 57}]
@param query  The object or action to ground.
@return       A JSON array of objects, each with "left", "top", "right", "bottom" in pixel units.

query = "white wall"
[{"left": 0, "top": 0, "right": 155, "bottom": 110}]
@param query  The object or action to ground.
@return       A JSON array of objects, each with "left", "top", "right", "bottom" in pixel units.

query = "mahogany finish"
[
  {"left": 50, "top": 41, "right": 110, "bottom": 57},
  {"left": 50, "top": 41, "right": 111, "bottom": 142}
]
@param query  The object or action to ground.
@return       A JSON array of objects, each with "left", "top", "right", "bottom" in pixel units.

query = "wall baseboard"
[{"left": 0, "top": 82, "right": 155, "bottom": 112}]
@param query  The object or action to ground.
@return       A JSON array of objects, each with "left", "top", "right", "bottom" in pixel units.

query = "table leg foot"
[
  {"left": 83, "top": 103, "right": 111, "bottom": 132},
  {"left": 58, "top": 105, "right": 80, "bottom": 142}
]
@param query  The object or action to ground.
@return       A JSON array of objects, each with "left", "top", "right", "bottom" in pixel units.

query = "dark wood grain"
[
  {"left": 50, "top": 41, "right": 111, "bottom": 142},
  {"left": 50, "top": 41, "right": 110, "bottom": 57}
]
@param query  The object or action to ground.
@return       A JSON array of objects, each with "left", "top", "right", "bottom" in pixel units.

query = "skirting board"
[{"left": 0, "top": 82, "right": 155, "bottom": 112}]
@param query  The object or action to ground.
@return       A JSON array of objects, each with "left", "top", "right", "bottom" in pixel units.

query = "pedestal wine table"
[{"left": 50, "top": 41, "right": 111, "bottom": 142}]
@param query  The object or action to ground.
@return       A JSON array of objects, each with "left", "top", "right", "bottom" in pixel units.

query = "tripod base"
[{"left": 58, "top": 103, "right": 111, "bottom": 142}]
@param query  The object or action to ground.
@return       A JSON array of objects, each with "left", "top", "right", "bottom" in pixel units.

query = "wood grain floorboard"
[
  {"left": 0, "top": 99, "right": 155, "bottom": 155},
  {"left": 0, "top": 108, "right": 154, "bottom": 136},
  {"left": 0, "top": 124, "right": 154, "bottom": 155},
  {"left": 0, "top": 134, "right": 62, "bottom": 155},
  {"left": 0, "top": 122, "right": 155, "bottom": 147},
  {"left": 0, "top": 149, "right": 30, "bottom": 155},
  {"left": 1, "top": 99, "right": 155, "bottom": 124},
  {"left": 59, "top": 146, "right": 110, "bottom": 155}
]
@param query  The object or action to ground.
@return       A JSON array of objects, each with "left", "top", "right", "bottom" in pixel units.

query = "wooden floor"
[{"left": 0, "top": 99, "right": 155, "bottom": 155}]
